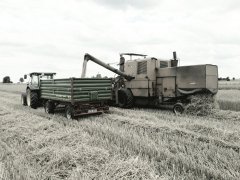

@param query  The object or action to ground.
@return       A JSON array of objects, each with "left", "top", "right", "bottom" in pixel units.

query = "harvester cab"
[
  {"left": 81, "top": 52, "right": 218, "bottom": 113},
  {"left": 21, "top": 72, "right": 56, "bottom": 108}
]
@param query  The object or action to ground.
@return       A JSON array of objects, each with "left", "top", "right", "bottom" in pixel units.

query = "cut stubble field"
[
  {"left": 1, "top": 84, "right": 240, "bottom": 179},
  {"left": 219, "top": 80, "right": 240, "bottom": 90}
]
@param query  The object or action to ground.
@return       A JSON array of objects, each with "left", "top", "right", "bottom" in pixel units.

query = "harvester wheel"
[
  {"left": 45, "top": 101, "right": 55, "bottom": 114},
  {"left": 21, "top": 93, "right": 27, "bottom": 106},
  {"left": 118, "top": 89, "right": 134, "bottom": 108},
  {"left": 65, "top": 105, "right": 75, "bottom": 120},
  {"left": 26, "top": 89, "right": 39, "bottom": 109},
  {"left": 173, "top": 103, "right": 184, "bottom": 115}
]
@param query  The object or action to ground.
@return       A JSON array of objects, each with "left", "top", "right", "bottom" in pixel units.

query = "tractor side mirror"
[{"left": 24, "top": 75, "right": 27, "bottom": 79}]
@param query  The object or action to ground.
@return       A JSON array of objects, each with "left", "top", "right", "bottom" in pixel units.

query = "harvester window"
[
  {"left": 160, "top": 61, "right": 168, "bottom": 68},
  {"left": 137, "top": 61, "right": 147, "bottom": 74}
]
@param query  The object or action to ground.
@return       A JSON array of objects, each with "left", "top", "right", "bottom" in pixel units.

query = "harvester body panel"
[
  {"left": 206, "top": 65, "right": 218, "bottom": 94},
  {"left": 176, "top": 64, "right": 218, "bottom": 95},
  {"left": 124, "top": 60, "right": 218, "bottom": 99}
]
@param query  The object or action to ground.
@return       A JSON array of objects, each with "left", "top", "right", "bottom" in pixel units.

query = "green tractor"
[{"left": 21, "top": 72, "right": 56, "bottom": 108}]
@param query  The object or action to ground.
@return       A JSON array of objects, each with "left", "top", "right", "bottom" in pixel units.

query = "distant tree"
[
  {"left": 226, "top": 77, "right": 230, "bottom": 81},
  {"left": 233, "top": 77, "right": 235, "bottom": 81},
  {"left": 96, "top": 73, "right": 102, "bottom": 79},
  {"left": 91, "top": 73, "right": 108, "bottom": 79},
  {"left": 19, "top": 77, "right": 24, "bottom": 83},
  {"left": 3, "top": 76, "right": 11, "bottom": 83}
]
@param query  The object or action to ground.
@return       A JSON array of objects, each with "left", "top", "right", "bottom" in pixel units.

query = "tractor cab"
[{"left": 24, "top": 72, "right": 56, "bottom": 90}]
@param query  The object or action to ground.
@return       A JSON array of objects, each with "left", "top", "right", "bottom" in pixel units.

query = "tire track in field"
[
  {"left": 1, "top": 91, "right": 240, "bottom": 179},
  {"left": 0, "top": 90, "right": 159, "bottom": 179},
  {"left": 0, "top": 89, "right": 22, "bottom": 95},
  {"left": 0, "top": 91, "right": 57, "bottom": 121},
  {"left": 1, "top": 90, "right": 240, "bottom": 153},
  {"left": 105, "top": 115, "right": 240, "bottom": 153},
  {"left": 76, "top": 117, "right": 239, "bottom": 179}
]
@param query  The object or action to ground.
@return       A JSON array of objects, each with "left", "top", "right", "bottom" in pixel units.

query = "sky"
[{"left": 0, "top": 0, "right": 240, "bottom": 82}]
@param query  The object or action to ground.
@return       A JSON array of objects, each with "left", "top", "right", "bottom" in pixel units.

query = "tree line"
[
  {"left": 2, "top": 76, "right": 24, "bottom": 83},
  {"left": 2, "top": 73, "right": 108, "bottom": 83},
  {"left": 218, "top": 77, "right": 236, "bottom": 81}
]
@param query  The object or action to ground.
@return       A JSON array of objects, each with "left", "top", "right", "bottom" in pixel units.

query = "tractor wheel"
[
  {"left": 173, "top": 103, "right": 184, "bottom": 115},
  {"left": 44, "top": 101, "right": 55, "bottom": 114},
  {"left": 65, "top": 105, "right": 75, "bottom": 120},
  {"left": 118, "top": 89, "right": 134, "bottom": 108},
  {"left": 21, "top": 93, "right": 27, "bottom": 106},
  {"left": 26, "top": 89, "right": 39, "bottom": 109}
]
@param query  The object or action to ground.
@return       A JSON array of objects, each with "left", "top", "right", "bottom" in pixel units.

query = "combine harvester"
[
  {"left": 21, "top": 73, "right": 112, "bottom": 119},
  {"left": 81, "top": 52, "right": 218, "bottom": 113}
]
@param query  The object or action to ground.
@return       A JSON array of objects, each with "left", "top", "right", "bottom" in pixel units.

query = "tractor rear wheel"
[
  {"left": 118, "top": 89, "right": 134, "bottom": 108},
  {"left": 173, "top": 103, "right": 184, "bottom": 115},
  {"left": 21, "top": 93, "right": 27, "bottom": 106},
  {"left": 45, "top": 101, "right": 55, "bottom": 114},
  {"left": 26, "top": 89, "right": 39, "bottom": 109}
]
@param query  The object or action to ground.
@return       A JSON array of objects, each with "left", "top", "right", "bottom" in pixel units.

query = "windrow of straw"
[{"left": 184, "top": 94, "right": 218, "bottom": 116}]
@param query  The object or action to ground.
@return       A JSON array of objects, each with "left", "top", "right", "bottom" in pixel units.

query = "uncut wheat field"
[{"left": 1, "top": 83, "right": 240, "bottom": 180}]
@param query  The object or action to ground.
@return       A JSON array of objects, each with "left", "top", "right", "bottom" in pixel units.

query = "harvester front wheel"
[
  {"left": 26, "top": 89, "right": 39, "bottom": 109},
  {"left": 45, "top": 101, "right": 55, "bottom": 114},
  {"left": 21, "top": 93, "right": 27, "bottom": 106},
  {"left": 173, "top": 103, "right": 184, "bottom": 115},
  {"left": 118, "top": 89, "right": 134, "bottom": 108}
]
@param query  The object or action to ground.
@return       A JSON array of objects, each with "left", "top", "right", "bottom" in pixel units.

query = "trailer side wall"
[{"left": 40, "top": 78, "right": 112, "bottom": 103}]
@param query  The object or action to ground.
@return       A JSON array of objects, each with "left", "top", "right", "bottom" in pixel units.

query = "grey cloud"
[
  {"left": 1, "top": 0, "right": 240, "bottom": 81},
  {"left": 26, "top": 44, "right": 81, "bottom": 60},
  {"left": 90, "top": 0, "right": 160, "bottom": 9},
  {"left": 0, "top": 42, "right": 26, "bottom": 47}
]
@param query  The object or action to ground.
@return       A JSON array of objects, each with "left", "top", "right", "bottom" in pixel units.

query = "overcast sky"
[{"left": 0, "top": 0, "right": 239, "bottom": 82}]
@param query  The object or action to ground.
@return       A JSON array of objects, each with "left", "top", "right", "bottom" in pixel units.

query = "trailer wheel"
[
  {"left": 173, "top": 103, "right": 184, "bottom": 115},
  {"left": 26, "top": 89, "right": 39, "bottom": 109},
  {"left": 21, "top": 93, "right": 27, "bottom": 106},
  {"left": 65, "top": 105, "right": 74, "bottom": 120},
  {"left": 45, "top": 101, "right": 55, "bottom": 114},
  {"left": 118, "top": 89, "right": 134, "bottom": 108}
]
